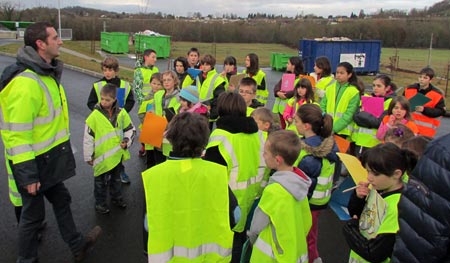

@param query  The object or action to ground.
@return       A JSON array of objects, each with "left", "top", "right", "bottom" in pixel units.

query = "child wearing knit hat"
[{"left": 179, "top": 85, "right": 209, "bottom": 117}]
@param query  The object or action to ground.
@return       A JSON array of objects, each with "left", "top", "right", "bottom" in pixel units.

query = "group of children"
[{"left": 81, "top": 47, "right": 446, "bottom": 263}]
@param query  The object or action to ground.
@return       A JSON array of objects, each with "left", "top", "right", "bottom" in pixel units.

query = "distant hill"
[{"left": 428, "top": 0, "right": 450, "bottom": 16}]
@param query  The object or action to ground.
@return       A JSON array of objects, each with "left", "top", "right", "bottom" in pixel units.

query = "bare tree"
[{"left": 0, "top": 1, "right": 18, "bottom": 20}]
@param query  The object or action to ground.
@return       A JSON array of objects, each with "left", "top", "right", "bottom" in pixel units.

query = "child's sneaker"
[
  {"left": 120, "top": 172, "right": 131, "bottom": 184},
  {"left": 112, "top": 198, "right": 127, "bottom": 209},
  {"left": 95, "top": 204, "right": 110, "bottom": 214}
]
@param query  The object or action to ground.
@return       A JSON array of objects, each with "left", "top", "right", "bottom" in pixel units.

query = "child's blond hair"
[{"left": 251, "top": 107, "right": 280, "bottom": 133}]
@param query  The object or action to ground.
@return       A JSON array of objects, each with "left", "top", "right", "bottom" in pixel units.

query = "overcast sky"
[{"left": 16, "top": 0, "right": 442, "bottom": 18}]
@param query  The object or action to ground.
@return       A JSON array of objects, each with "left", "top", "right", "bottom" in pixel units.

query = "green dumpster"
[
  {"left": 0, "top": 21, "right": 34, "bottom": 30},
  {"left": 101, "top": 32, "right": 129, "bottom": 54},
  {"left": 270, "top": 53, "right": 296, "bottom": 71},
  {"left": 134, "top": 34, "right": 171, "bottom": 58}
]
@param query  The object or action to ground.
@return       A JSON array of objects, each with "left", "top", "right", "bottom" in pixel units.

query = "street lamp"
[{"left": 58, "top": 0, "right": 62, "bottom": 37}]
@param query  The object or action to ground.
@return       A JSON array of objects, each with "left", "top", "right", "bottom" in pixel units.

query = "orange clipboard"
[
  {"left": 334, "top": 134, "right": 350, "bottom": 153},
  {"left": 139, "top": 112, "right": 168, "bottom": 148}
]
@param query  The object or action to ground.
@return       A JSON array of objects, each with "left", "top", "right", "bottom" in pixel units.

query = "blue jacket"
[
  {"left": 391, "top": 133, "right": 450, "bottom": 263},
  {"left": 297, "top": 135, "right": 338, "bottom": 210}
]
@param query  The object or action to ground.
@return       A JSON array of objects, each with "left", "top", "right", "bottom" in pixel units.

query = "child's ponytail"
[{"left": 296, "top": 104, "right": 333, "bottom": 138}]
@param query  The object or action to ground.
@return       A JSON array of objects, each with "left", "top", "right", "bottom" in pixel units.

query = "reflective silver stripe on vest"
[
  {"left": 7, "top": 172, "right": 21, "bottom": 199},
  {"left": 93, "top": 145, "right": 122, "bottom": 166},
  {"left": 326, "top": 79, "right": 336, "bottom": 88},
  {"left": 201, "top": 74, "right": 220, "bottom": 103},
  {"left": 311, "top": 164, "right": 334, "bottom": 200},
  {"left": 6, "top": 129, "right": 68, "bottom": 157},
  {"left": 9, "top": 186, "right": 21, "bottom": 199},
  {"left": 97, "top": 81, "right": 130, "bottom": 99},
  {"left": 349, "top": 257, "right": 363, "bottom": 263},
  {"left": 142, "top": 83, "right": 151, "bottom": 93},
  {"left": 148, "top": 243, "right": 231, "bottom": 262},
  {"left": 257, "top": 130, "right": 266, "bottom": 181},
  {"left": 278, "top": 100, "right": 287, "bottom": 107},
  {"left": 311, "top": 188, "right": 332, "bottom": 199},
  {"left": 358, "top": 127, "right": 376, "bottom": 136},
  {"left": 317, "top": 175, "right": 334, "bottom": 185},
  {"left": 414, "top": 118, "right": 437, "bottom": 129},
  {"left": 260, "top": 180, "right": 268, "bottom": 188},
  {"left": 254, "top": 232, "right": 308, "bottom": 262},
  {"left": 2, "top": 106, "right": 63, "bottom": 132},
  {"left": 209, "top": 135, "right": 264, "bottom": 191},
  {"left": 415, "top": 120, "right": 434, "bottom": 128},
  {"left": 8, "top": 171, "right": 14, "bottom": 180},
  {"left": 297, "top": 254, "right": 309, "bottom": 263},
  {"left": 95, "top": 130, "right": 120, "bottom": 147},
  {"left": 254, "top": 237, "right": 275, "bottom": 258},
  {"left": 335, "top": 112, "right": 343, "bottom": 118},
  {"left": 256, "top": 95, "right": 267, "bottom": 101},
  {"left": 96, "top": 81, "right": 103, "bottom": 98},
  {"left": 123, "top": 82, "right": 130, "bottom": 96}
]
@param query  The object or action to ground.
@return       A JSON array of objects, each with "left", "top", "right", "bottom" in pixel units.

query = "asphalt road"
[{"left": 0, "top": 54, "right": 448, "bottom": 263}]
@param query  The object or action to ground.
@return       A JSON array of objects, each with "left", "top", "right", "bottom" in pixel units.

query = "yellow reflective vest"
[
  {"left": 142, "top": 158, "right": 233, "bottom": 262},
  {"left": 321, "top": 82, "right": 360, "bottom": 137},
  {"left": 295, "top": 150, "right": 335, "bottom": 206},
  {"left": 85, "top": 109, "right": 131, "bottom": 176},
  {"left": 314, "top": 75, "right": 335, "bottom": 102},
  {"left": 272, "top": 77, "right": 300, "bottom": 115},
  {"left": 349, "top": 193, "right": 401, "bottom": 263},
  {"left": 244, "top": 69, "right": 267, "bottom": 105},
  {"left": 352, "top": 95, "right": 392, "bottom": 148},
  {"left": 206, "top": 129, "right": 266, "bottom": 232},
  {"left": 153, "top": 90, "right": 181, "bottom": 117},
  {"left": 5, "top": 156, "right": 22, "bottom": 206},
  {"left": 197, "top": 69, "right": 224, "bottom": 103},
  {"left": 251, "top": 182, "right": 311, "bottom": 263},
  {"left": 135, "top": 66, "right": 159, "bottom": 96},
  {"left": 181, "top": 74, "right": 194, "bottom": 89},
  {"left": 93, "top": 80, "right": 131, "bottom": 105},
  {"left": 0, "top": 70, "right": 70, "bottom": 165}
]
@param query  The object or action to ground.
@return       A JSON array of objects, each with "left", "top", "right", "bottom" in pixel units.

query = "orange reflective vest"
[{"left": 405, "top": 87, "right": 442, "bottom": 137}]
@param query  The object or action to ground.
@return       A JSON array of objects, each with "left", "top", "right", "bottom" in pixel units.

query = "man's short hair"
[
  {"left": 419, "top": 67, "right": 435, "bottom": 80},
  {"left": 24, "top": 22, "right": 54, "bottom": 51},
  {"left": 267, "top": 130, "right": 301, "bottom": 166},
  {"left": 101, "top": 56, "right": 119, "bottom": 72},
  {"left": 143, "top": 49, "right": 156, "bottom": 57},
  {"left": 239, "top": 77, "right": 257, "bottom": 92}
]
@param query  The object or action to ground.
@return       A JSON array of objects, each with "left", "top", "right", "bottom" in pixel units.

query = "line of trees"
[
  {"left": 67, "top": 17, "right": 449, "bottom": 49},
  {"left": 1, "top": 4, "right": 449, "bottom": 49}
]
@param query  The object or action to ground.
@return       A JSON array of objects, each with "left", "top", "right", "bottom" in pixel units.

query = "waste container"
[
  {"left": 134, "top": 34, "right": 171, "bottom": 58},
  {"left": 0, "top": 21, "right": 34, "bottom": 30},
  {"left": 299, "top": 39, "right": 381, "bottom": 74},
  {"left": 101, "top": 32, "right": 129, "bottom": 54},
  {"left": 270, "top": 53, "right": 296, "bottom": 71}
]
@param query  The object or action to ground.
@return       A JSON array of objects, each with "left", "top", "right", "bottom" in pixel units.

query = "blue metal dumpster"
[{"left": 299, "top": 39, "right": 381, "bottom": 74}]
